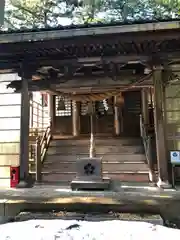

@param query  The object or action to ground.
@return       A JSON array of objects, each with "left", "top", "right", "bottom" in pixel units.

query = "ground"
[
  {"left": 0, "top": 182, "right": 179, "bottom": 219},
  {"left": 0, "top": 182, "right": 180, "bottom": 235},
  {"left": 0, "top": 219, "right": 180, "bottom": 240}
]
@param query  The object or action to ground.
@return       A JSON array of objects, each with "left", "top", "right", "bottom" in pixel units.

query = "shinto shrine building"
[{"left": 0, "top": 20, "right": 180, "bottom": 188}]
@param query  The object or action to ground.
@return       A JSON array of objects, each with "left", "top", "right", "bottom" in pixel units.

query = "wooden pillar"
[
  {"left": 0, "top": 0, "right": 5, "bottom": 27},
  {"left": 153, "top": 66, "right": 170, "bottom": 188},
  {"left": 114, "top": 96, "right": 120, "bottom": 136},
  {"left": 141, "top": 89, "right": 149, "bottom": 125},
  {"left": 72, "top": 100, "right": 80, "bottom": 137},
  {"left": 17, "top": 71, "right": 31, "bottom": 188},
  {"left": 48, "top": 94, "right": 55, "bottom": 130}
]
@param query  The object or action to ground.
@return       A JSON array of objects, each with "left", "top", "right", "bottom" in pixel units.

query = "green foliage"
[
  {"left": 4, "top": 0, "right": 180, "bottom": 29},
  {"left": 73, "top": 0, "right": 105, "bottom": 23},
  {"left": 75, "top": 0, "right": 180, "bottom": 23},
  {"left": 5, "top": 0, "right": 75, "bottom": 29},
  {"left": 92, "top": 0, "right": 179, "bottom": 21}
]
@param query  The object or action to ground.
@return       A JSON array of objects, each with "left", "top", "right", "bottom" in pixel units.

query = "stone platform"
[
  {"left": 0, "top": 182, "right": 179, "bottom": 223},
  {"left": 71, "top": 178, "right": 111, "bottom": 190}
]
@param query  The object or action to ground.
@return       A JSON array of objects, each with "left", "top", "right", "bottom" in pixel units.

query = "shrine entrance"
[
  {"left": 122, "top": 90, "right": 142, "bottom": 137},
  {"left": 54, "top": 96, "right": 115, "bottom": 136},
  {"left": 79, "top": 91, "right": 142, "bottom": 137},
  {"left": 53, "top": 91, "right": 142, "bottom": 137},
  {"left": 80, "top": 98, "right": 114, "bottom": 136}
]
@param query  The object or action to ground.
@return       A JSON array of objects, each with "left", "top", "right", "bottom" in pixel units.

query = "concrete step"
[
  {"left": 41, "top": 172, "right": 149, "bottom": 183},
  {"left": 47, "top": 145, "right": 144, "bottom": 155},
  {"left": 45, "top": 154, "right": 147, "bottom": 162},
  {"left": 42, "top": 162, "right": 148, "bottom": 172}
]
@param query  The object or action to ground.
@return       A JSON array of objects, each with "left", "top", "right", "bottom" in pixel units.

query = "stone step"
[
  {"left": 42, "top": 162, "right": 148, "bottom": 172},
  {"left": 50, "top": 138, "right": 142, "bottom": 147},
  {"left": 47, "top": 145, "right": 144, "bottom": 155},
  {"left": 45, "top": 154, "right": 147, "bottom": 162},
  {"left": 37, "top": 136, "right": 148, "bottom": 183},
  {"left": 41, "top": 172, "right": 149, "bottom": 183}
]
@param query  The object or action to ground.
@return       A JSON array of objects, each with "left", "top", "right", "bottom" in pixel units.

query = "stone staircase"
[{"left": 40, "top": 136, "right": 150, "bottom": 183}]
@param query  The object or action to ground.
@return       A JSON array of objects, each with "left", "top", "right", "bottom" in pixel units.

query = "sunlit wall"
[
  {"left": 0, "top": 73, "right": 21, "bottom": 187},
  {"left": 166, "top": 82, "right": 180, "bottom": 151},
  {"left": 29, "top": 92, "right": 49, "bottom": 134}
]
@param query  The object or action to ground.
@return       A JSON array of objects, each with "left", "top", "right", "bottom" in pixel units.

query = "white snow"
[{"left": 0, "top": 219, "right": 180, "bottom": 240}]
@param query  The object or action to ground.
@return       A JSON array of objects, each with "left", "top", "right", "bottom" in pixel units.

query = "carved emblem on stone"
[{"left": 84, "top": 163, "right": 95, "bottom": 175}]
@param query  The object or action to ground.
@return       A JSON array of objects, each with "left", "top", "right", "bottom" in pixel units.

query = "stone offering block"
[{"left": 71, "top": 157, "right": 110, "bottom": 191}]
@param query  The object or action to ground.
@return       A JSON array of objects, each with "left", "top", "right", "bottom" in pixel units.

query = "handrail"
[
  {"left": 29, "top": 124, "right": 52, "bottom": 182},
  {"left": 40, "top": 125, "right": 52, "bottom": 163},
  {"left": 140, "top": 114, "right": 148, "bottom": 159},
  {"left": 140, "top": 114, "right": 155, "bottom": 183}
]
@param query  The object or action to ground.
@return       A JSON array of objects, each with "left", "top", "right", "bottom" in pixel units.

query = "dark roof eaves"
[{"left": 1, "top": 18, "right": 179, "bottom": 35}]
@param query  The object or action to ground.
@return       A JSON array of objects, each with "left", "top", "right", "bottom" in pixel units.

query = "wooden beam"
[
  {"left": 7, "top": 72, "right": 152, "bottom": 92},
  {"left": 0, "top": 56, "right": 148, "bottom": 69},
  {"left": 0, "top": 51, "right": 180, "bottom": 73},
  {"left": 153, "top": 66, "right": 170, "bottom": 188}
]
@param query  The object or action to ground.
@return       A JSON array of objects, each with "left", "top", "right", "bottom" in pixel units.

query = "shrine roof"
[
  {"left": 0, "top": 19, "right": 180, "bottom": 73},
  {"left": 0, "top": 19, "right": 180, "bottom": 44}
]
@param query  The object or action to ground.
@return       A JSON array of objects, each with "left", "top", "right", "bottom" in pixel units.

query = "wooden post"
[
  {"left": 153, "top": 66, "right": 170, "bottom": 188},
  {"left": 72, "top": 100, "right": 80, "bottom": 137},
  {"left": 114, "top": 96, "right": 120, "bottom": 136},
  {"left": 17, "top": 71, "right": 31, "bottom": 188},
  {"left": 147, "top": 135, "right": 156, "bottom": 183},
  {"left": 0, "top": 0, "right": 5, "bottom": 27},
  {"left": 48, "top": 94, "right": 55, "bottom": 130},
  {"left": 141, "top": 89, "right": 149, "bottom": 126},
  {"left": 35, "top": 136, "right": 42, "bottom": 183}
]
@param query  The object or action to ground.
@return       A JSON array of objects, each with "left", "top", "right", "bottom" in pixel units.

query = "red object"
[{"left": 10, "top": 166, "right": 20, "bottom": 188}]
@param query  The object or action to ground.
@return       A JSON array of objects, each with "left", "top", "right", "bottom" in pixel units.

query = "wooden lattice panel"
[{"left": 55, "top": 96, "right": 72, "bottom": 116}]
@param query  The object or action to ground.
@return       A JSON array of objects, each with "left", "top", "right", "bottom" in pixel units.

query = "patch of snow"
[{"left": 0, "top": 219, "right": 180, "bottom": 240}]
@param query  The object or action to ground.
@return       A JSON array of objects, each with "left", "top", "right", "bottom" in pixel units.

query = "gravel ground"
[
  {"left": 13, "top": 211, "right": 180, "bottom": 228},
  {"left": 14, "top": 211, "right": 163, "bottom": 224}
]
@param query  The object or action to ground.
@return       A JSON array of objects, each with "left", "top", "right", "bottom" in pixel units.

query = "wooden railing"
[
  {"left": 36, "top": 125, "right": 52, "bottom": 182},
  {"left": 140, "top": 114, "right": 148, "bottom": 160},
  {"left": 29, "top": 124, "right": 52, "bottom": 182},
  {"left": 40, "top": 126, "right": 52, "bottom": 163},
  {"left": 140, "top": 114, "right": 155, "bottom": 182}
]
